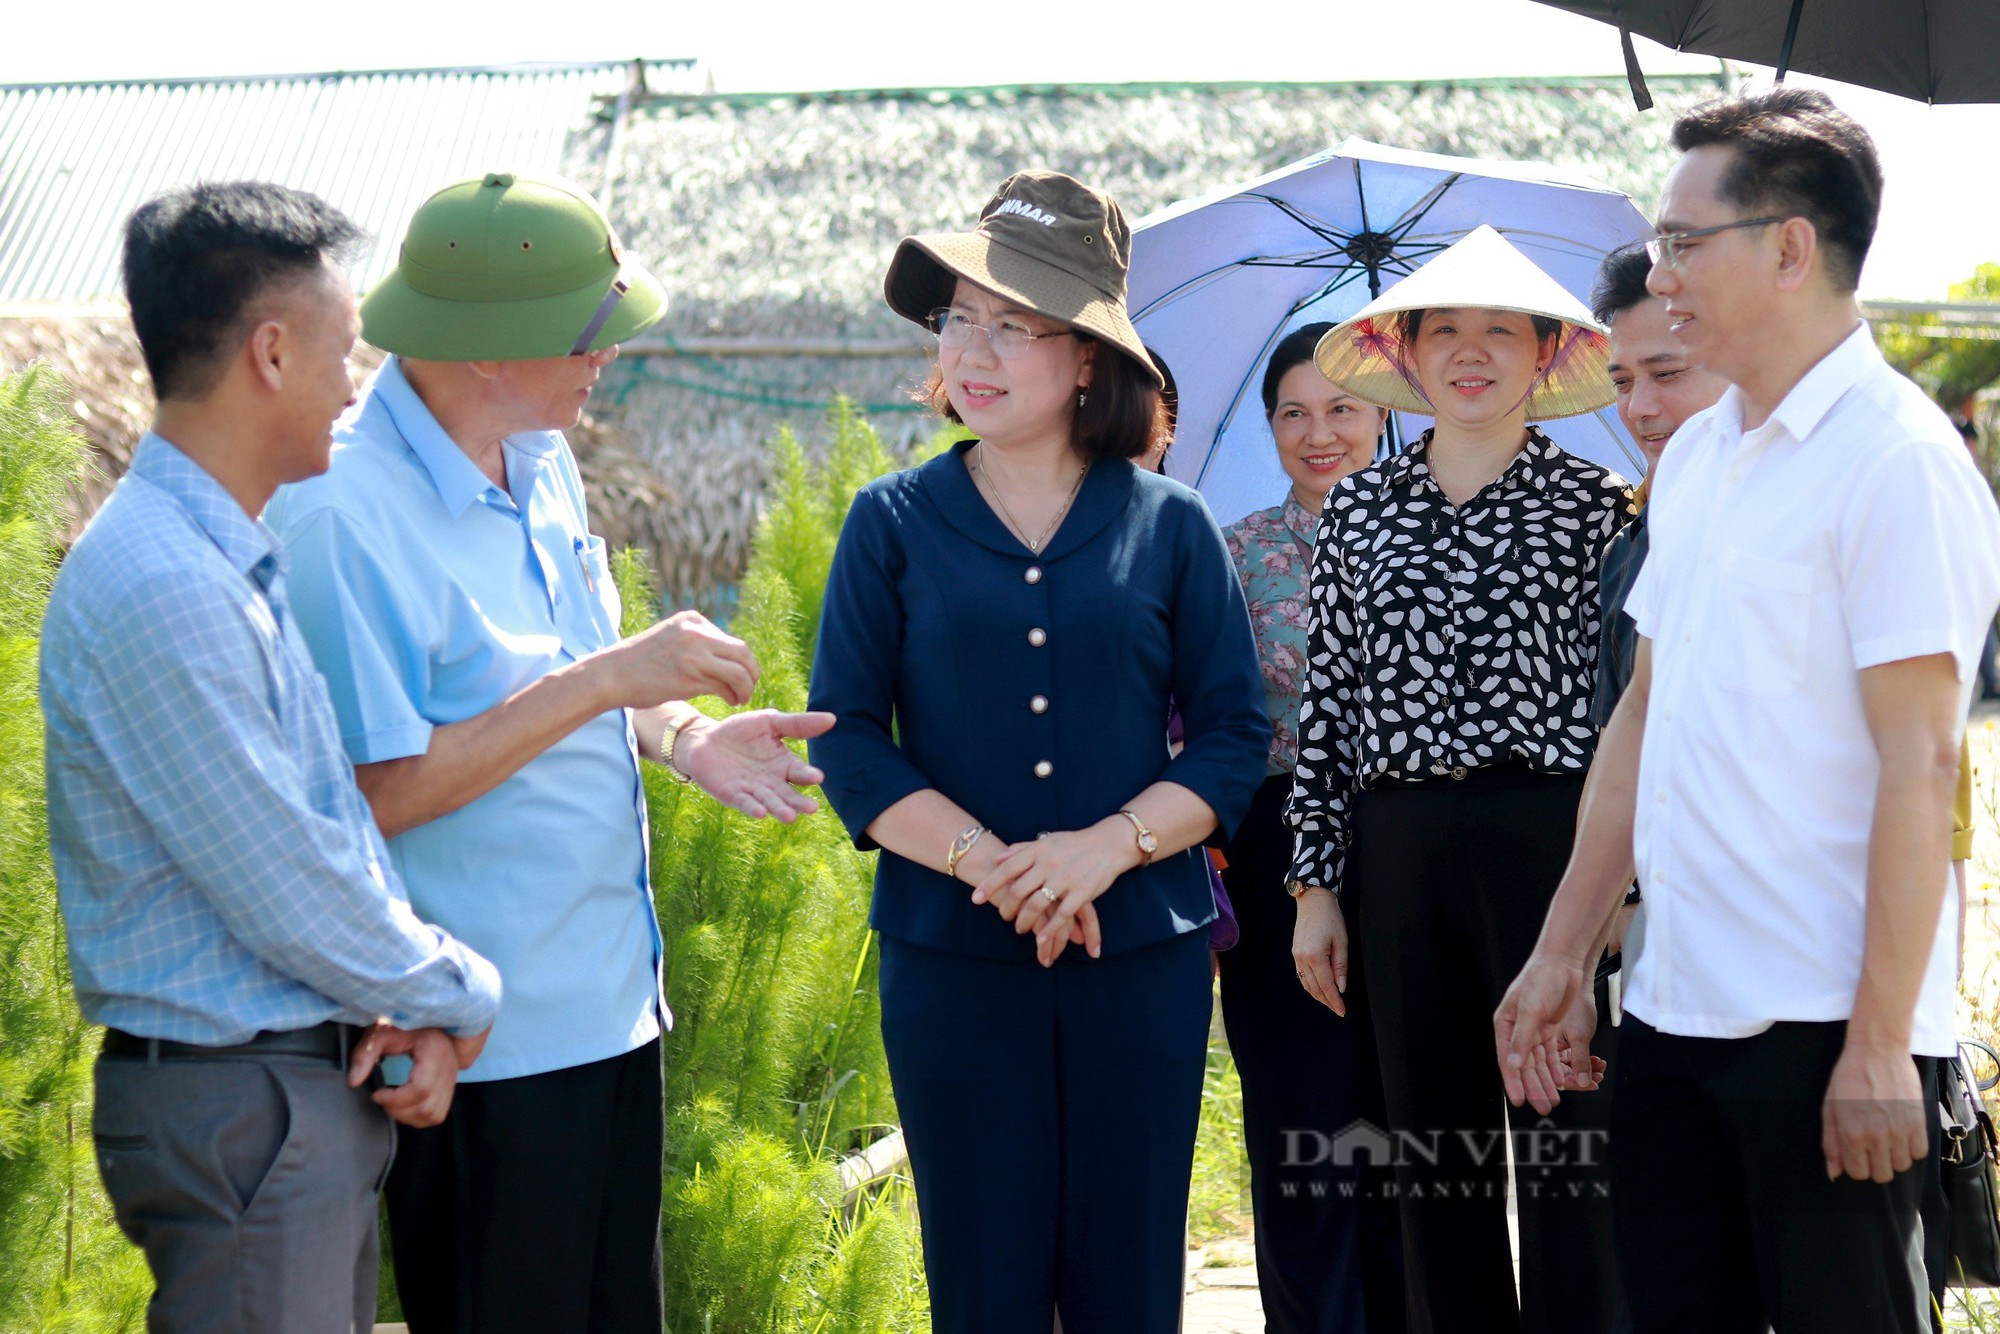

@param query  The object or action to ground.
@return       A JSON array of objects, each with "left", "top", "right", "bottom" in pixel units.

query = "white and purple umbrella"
[{"left": 1130, "top": 138, "right": 1654, "bottom": 528}]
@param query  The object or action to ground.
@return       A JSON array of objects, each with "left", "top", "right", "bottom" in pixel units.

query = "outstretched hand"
[{"left": 677, "top": 710, "right": 834, "bottom": 822}]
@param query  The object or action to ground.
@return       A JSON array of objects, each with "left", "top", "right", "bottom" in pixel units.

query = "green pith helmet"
[{"left": 361, "top": 172, "right": 667, "bottom": 361}]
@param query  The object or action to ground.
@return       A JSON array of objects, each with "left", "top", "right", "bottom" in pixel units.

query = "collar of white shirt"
[{"left": 1709, "top": 319, "right": 1876, "bottom": 451}]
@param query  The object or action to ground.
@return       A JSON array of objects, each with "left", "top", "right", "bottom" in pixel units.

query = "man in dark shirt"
[{"left": 1589, "top": 244, "right": 1729, "bottom": 728}]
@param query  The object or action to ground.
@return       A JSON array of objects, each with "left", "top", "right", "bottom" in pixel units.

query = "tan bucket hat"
[
  {"left": 1313, "top": 225, "right": 1613, "bottom": 421},
  {"left": 885, "top": 171, "right": 1163, "bottom": 390}
]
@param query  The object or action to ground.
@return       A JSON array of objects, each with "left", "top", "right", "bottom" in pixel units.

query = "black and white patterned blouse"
[{"left": 1286, "top": 427, "right": 1631, "bottom": 893}]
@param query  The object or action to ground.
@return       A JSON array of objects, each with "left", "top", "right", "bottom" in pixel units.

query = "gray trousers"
[{"left": 93, "top": 1049, "right": 395, "bottom": 1333}]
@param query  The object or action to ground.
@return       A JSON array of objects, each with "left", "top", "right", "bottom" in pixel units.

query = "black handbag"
[{"left": 1939, "top": 1040, "right": 2000, "bottom": 1288}]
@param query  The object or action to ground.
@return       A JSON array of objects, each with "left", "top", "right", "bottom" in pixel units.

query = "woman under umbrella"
[
  {"left": 1216, "top": 323, "right": 1403, "bottom": 1333},
  {"left": 1287, "top": 225, "right": 1630, "bottom": 1334},
  {"left": 807, "top": 170, "right": 1267, "bottom": 1333}
]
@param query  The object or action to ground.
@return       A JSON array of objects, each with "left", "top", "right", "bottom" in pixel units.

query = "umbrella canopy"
[
  {"left": 1530, "top": 0, "right": 2000, "bottom": 106},
  {"left": 1130, "top": 138, "right": 1652, "bottom": 529}
]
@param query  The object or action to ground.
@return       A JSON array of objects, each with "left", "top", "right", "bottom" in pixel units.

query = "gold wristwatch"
[
  {"left": 659, "top": 715, "right": 695, "bottom": 783},
  {"left": 1117, "top": 809, "right": 1157, "bottom": 867}
]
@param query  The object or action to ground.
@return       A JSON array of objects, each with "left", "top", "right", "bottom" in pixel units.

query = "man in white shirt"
[{"left": 1495, "top": 88, "right": 2000, "bottom": 1333}]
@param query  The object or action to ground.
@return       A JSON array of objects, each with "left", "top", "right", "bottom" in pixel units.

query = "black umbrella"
[{"left": 1530, "top": 1, "right": 2000, "bottom": 106}]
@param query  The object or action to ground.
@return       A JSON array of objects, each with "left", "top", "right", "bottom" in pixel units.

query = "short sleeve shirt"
[
  {"left": 1624, "top": 324, "right": 2000, "bottom": 1057},
  {"left": 265, "top": 357, "right": 663, "bottom": 1081}
]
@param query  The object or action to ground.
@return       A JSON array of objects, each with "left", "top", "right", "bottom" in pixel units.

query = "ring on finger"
[{"left": 1039, "top": 886, "right": 1058, "bottom": 905}]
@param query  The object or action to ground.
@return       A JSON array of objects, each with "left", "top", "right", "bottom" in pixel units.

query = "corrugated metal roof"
[{"left": 0, "top": 61, "right": 697, "bottom": 305}]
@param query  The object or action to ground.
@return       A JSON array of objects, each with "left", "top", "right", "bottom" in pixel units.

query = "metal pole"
[{"left": 1775, "top": 0, "right": 1807, "bottom": 84}]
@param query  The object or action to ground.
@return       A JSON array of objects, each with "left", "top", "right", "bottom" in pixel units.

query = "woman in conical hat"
[{"left": 1284, "top": 226, "right": 1632, "bottom": 1333}]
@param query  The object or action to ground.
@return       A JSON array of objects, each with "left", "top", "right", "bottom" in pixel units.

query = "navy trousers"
[
  {"left": 879, "top": 928, "right": 1212, "bottom": 1334},
  {"left": 1217, "top": 773, "right": 1405, "bottom": 1333}
]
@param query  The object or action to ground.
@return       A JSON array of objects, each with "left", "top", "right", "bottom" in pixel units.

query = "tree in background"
[
  {"left": 4, "top": 384, "right": 1254, "bottom": 1330},
  {"left": 1880, "top": 263, "right": 2000, "bottom": 484},
  {"left": 623, "top": 401, "right": 944, "bottom": 1333},
  {"left": 0, "top": 366, "right": 150, "bottom": 1331}
]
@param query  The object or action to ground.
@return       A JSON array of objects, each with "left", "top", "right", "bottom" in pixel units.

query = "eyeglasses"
[
  {"left": 928, "top": 307, "right": 1076, "bottom": 359},
  {"left": 1645, "top": 217, "right": 1788, "bottom": 271}
]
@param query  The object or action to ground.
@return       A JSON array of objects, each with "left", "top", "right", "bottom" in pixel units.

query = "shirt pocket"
[
  {"left": 573, "top": 534, "right": 625, "bottom": 643},
  {"left": 1717, "top": 552, "right": 1813, "bottom": 698}
]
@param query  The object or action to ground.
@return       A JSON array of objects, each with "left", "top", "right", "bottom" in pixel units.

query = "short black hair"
[
  {"left": 1670, "top": 88, "right": 1881, "bottom": 294},
  {"left": 122, "top": 181, "right": 364, "bottom": 402},
  {"left": 1591, "top": 245, "right": 1656, "bottom": 325},
  {"left": 918, "top": 339, "right": 1168, "bottom": 462},
  {"left": 1260, "top": 323, "right": 1337, "bottom": 417}
]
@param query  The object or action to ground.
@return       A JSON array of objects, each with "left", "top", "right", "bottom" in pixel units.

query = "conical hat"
[{"left": 1313, "top": 226, "right": 1613, "bottom": 421}]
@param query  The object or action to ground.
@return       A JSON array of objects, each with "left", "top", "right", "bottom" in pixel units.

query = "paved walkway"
[{"left": 1185, "top": 1264, "right": 1264, "bottom": 1333}]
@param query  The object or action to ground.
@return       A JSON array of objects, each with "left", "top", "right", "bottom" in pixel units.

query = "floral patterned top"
[{"left": 1223, "top": 492, "right": 1321, "bottom": 778}]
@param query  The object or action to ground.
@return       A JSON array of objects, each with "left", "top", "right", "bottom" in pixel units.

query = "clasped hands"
[
  {"left": 964, "top": 821, "right": 1144, "bottom": 967},
  {"left": 1493, "top": 952, "right": 1612, "bottom": 1115},
  {"left": 346, "top": 1021, "right": 490, "bottom": 1128},
  {"left": 1495, "top": 951, "right": 1926, "bottom": 1183}
]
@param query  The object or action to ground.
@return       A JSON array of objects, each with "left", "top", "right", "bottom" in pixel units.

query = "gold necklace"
[{"left": 974, "top": 445, "right": 1089, "bottom": 554}]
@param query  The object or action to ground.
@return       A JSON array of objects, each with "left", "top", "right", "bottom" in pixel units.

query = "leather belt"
[
  {"left": 1363, "top": 756, "right": 1554, "bottom": 791},
  {"left": 102, "top": 1021, "right": 359, "bottom": 1066}
]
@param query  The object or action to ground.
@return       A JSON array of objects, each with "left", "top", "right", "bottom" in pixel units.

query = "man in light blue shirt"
[
  {"left": 271, "top": 349, "right": 665, "bottom": 1086},
  {"left": 43, "top": 182, "right": 502, "bottom": 1333},
  {"left": 266, "top": 171, "right": 832, "bottom": 1331}
]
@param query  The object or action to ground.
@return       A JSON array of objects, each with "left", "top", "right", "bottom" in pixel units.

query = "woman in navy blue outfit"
[{"left": 807, "top": 170, "right": 1267, "bottom": 1333}]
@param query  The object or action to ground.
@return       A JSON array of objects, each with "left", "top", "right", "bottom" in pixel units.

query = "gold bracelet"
[{"left": 946, "top": 824, "right": 987, "bottom": 881}]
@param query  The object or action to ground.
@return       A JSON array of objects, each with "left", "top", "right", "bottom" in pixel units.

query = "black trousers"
[
  {"left": 1350, "top": 767, "right": 1624, "bottom": 1334},
  {"left": 1611, "top": 1017, "right": 1937, "bottom": 1334},
  {"left": 1217, "top": 774, "right": 1405, "bottom": 1334},
  {"left": 1921, "top": 1058, "right": 1948, "bottom": 1330},
  {"left": 385, "top": 1038, "right": 665, "bottom": 1334}
]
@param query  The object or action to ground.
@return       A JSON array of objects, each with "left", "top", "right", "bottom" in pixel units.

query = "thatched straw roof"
[
  {"left": 557, "top": 76, "right": 1728, "bottom": 600},
  {"left": 0, "top": 317, "right": 667, "bottom": 565},
  {"left": 4, "top": 73, "right": 1731, "bottom": 604}
]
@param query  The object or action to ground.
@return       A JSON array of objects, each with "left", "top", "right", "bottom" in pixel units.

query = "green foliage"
[
  {"left": 0, "top": 390, "right": 961, "bottom": 1329},
  {"left": 1188, "top": 1013, "right": 1253, "bottom": 1245},
  {"left": 0, "top": 366, "right": 150, "bottom": 1330},
  {"left": 618, "top": 400, "right": 939, "bottom": 1332},
  {"left": 1879, "top": 264, "right": 2000, "bottom": 415}
]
